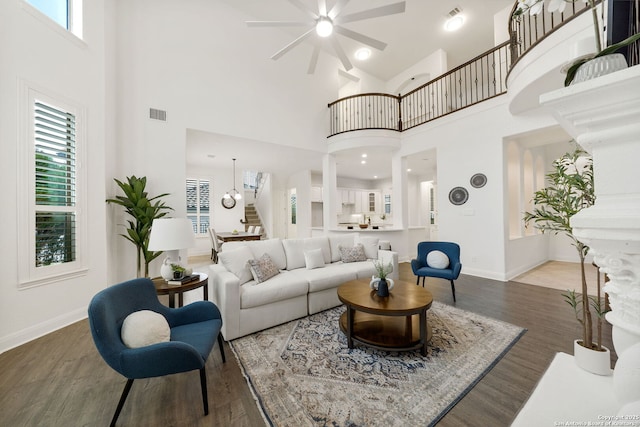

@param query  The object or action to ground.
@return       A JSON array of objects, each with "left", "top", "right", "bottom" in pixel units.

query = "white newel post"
[{"left": 541, "top": 66, "right": 640, "bottom": 409}]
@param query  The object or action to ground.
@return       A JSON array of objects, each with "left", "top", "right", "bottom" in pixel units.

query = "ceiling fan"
[{"left": 246, "top": 0, "right": 406, "bottom": 74}]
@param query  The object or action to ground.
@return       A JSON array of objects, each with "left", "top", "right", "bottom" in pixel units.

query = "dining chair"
[
  {"left": 247, "top": 225, "right": 256, "bottom": 233},
  {"left": 208, "top": 228, "right": 223, "bottom": 263},
  {"left": 88, "top": 278, "right": 225, "bottom": 426},
  {"left": 254, "top": 226, "right": 261, "bottom": 236}
]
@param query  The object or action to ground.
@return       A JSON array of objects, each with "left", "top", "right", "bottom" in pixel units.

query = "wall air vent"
[{"left": 149, "top": 108, "right": 167, "bottom": 121}]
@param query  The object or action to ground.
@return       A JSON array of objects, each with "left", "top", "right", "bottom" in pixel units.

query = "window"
[
  {"left": 186, "top": 179, "right": 210, "bottom": 234},
  {"left": 18, "top": 84, "right": 86, "bottom": 287},
  {"left": 23, "top": 0, "right": 83, "bottom": 39},
  {"left": 34, "top": 101, "right": 77, "bottom": 266},
  {"left": 243, "top": 170, "right": 259, "bottom": 190},
  {"left": 27, "top": 0, "right": 68, "bottom": 28}
]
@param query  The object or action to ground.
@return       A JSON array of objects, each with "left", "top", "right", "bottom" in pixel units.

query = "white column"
[
  {"left": 322, "top": 154, "right": 338, "bottom": 231},
  {"left": 391, "top": 151, "right": 407, "bottom": 229},
  {"left": 540, "top": 66, "right": 640, "bottom": 355}
]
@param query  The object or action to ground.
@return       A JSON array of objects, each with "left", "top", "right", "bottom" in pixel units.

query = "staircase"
[{"left": 244, "top": 204, "right": 263, "bottom": 236}]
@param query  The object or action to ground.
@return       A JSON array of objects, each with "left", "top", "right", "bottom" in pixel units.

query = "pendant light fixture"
[{"left": 224, "top": 158, "right": 242, "bottom": 200}]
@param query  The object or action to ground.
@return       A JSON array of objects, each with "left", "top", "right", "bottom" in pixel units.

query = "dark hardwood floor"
[{"left": 0, "top": 263, "right": 615, "bottom": 426}]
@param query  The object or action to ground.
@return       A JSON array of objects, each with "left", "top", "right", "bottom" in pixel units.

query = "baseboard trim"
[{"left": 0, "top": 307, "right": 87, "bottom": 354}]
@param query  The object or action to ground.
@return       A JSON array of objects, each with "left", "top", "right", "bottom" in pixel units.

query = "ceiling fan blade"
[
  {"left": 307, "top": 46, "right": 320, "bottom": 74},
  {"left": 270, "top": 28, "right": 315, "bottom": 60},
  {"left": 247, "top": 21, "right": 312, "bottom": 27},
  {"left": 328, "top": 0, "right": 351, "bottom": 20},
  {"left": 288, "top": 0, "right": 318, "bottom": 20},
  {"left": 336, "top": 1, "right": 406, "bottom": 25},
  {"left": 330, "top": 38, "right": 353, "bottom": 71},
  {"left": 333, "top": 26, "right": 387, "bottom": 51},
  {"left": 317, "top": 0, "right": 327, "bottom": 17}
]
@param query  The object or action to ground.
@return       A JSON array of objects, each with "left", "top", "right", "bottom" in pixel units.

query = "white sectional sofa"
[{"left": 208, "top": 233, "right": 399, "bottom": 340}]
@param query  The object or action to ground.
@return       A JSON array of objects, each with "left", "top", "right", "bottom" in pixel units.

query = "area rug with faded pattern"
[{"left": 229, "top": 302, "right": 526, "bottom": 427}]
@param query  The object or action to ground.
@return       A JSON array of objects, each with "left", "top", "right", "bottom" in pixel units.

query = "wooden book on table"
[{"left": 167, "top": 274, "right": 200, "bottom": 286}]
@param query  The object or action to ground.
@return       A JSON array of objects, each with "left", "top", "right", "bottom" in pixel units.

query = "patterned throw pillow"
[
  {"left": 338, "top": 243, "right": 367, "bottom": 263},
  {"left": 247, "top": 253, "right": 280, "bottom": 283}
]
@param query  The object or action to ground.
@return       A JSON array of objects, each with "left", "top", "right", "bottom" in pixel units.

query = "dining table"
[{"left": 216, "top": 231, "right": 262, "bottom": 242}]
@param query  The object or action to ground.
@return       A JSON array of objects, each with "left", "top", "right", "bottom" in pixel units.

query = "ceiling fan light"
[
  {"left": 444, "top": 15, "right": 464, "bottom": 32},
  {"left": 316, "top": 17, "right": 333, "bottom": 37},
  {"left": 354, "top": 48, "right": 371, "bottom": 61}
]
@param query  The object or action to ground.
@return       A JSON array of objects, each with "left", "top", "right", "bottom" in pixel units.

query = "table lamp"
[{"left": 148, "top": 218, "right": 196, "bottom": 281}]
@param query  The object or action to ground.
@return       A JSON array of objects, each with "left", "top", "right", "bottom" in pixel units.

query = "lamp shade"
[{"left": 148, "top": 218, "right": 196, "bottom": 251}]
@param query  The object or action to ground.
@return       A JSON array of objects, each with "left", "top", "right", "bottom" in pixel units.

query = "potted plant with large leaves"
[
  {"left": 107, "top": 176, "right": 173, "bottom": 277},
  {"left": 524, "top": 146, "right": 610, "bottom": 374},
  {"left": 513, "top": 0, "right": 640, "bottom": 86}
]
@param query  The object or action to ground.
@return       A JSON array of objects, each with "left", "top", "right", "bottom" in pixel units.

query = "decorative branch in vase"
[{"left": 513, "top": 0, "right": 640, "bottom": 85}]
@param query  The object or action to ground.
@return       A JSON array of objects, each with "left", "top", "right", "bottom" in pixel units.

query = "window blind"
[{"left": 34, "top": 100, "right": 77, "bottom": 266}]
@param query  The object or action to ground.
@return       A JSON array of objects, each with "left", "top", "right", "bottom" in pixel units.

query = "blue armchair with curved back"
[
  {"left": 88, "top": 277, "right": 225, "bottom": 426},
  {"left": 411, "top": 241, "right": 462, "bottom": 302}
]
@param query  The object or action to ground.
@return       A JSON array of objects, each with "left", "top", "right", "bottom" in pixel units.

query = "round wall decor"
[
  {"left": 221, "top": 197, "right": 236, "bottom": 209},
  {"left": 448, "top": 187, "right": 469, "bottom": 205},
  {"left": 470, "top": 173, "right": 487, "bottom": 188}
]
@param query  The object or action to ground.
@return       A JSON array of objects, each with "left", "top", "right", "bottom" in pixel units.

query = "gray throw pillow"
[
  {"left": 247, "top": 253, "right": 280, "bottom": 283},
  {"left": 338, "top": 243, "right": 367, "bottom": 263}
]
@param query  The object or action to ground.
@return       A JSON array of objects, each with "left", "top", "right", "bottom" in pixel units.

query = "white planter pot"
[
  {"left": 571, "top": 53, "right": 628, "bottom": 85},
  {"left": 574, "top": 340, "right": 612, "bottom": 376}
]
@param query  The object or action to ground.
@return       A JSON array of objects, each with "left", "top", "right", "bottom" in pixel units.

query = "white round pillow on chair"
[
  {"left": 121, "top": 310, "right": 170, "bottom": 348},
  {"left": 427, "top": 250, "right": 450, "bottom": 269}
]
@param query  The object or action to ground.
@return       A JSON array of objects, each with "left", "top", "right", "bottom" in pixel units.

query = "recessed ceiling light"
[
  {"left": 207, "top": 154, "right": 216, "bottom": 158},
  {"left": 444, "top": 7, "right": 464, "bottom": 32},
  {"left": 362, "top": 154, "right": 367, "bottom": 158},
  {"left": 407, "top": 168, "right": 412, "bottom": 172},
  {"left": 361, "top": 160, "right": 366, "bottom": 164},
  {"left": 354, "top": 48, "right": 371, "bottom": 61},
  {"left": 373, "top": 175, "right": 378, "bottom": 179}
]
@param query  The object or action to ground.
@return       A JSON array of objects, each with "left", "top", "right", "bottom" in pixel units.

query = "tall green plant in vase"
[
  {"left": 524, "top": 147, "right": 608, "bottom": 352},
  {"left": 106, "top": 176, "right": 173, "bottom": 277}
]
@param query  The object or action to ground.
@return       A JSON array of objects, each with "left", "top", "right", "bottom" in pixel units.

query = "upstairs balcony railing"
[
  {"left": 328, "top": 41, "right": 511, "bottom": 137},
  {"left": 328, "top": 0, "right": 639, "bottom": 138},
  {"left": 509, "top": 0, "right": 598, "bottom": 70}
]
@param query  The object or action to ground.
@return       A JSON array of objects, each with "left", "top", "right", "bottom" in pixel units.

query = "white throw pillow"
[
  {"left": 357, "top": 236, "right": 379, "bottom": 259},
  {"left": 304, "top": 248, "right": 325, "bottom": 270},
  {"left": 427, "top": 250, "right": 450, "bottom": 269},
  {"left": 218, "top": 246, "right": 254, "bottom": 284},
  {"left": 282, "top": 239, "right": 306, "bottom": 270},
  {"left": 121, "top": 310, "right": 170, "bottom": 349}
]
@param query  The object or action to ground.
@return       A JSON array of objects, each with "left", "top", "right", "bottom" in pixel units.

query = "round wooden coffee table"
[{"left": 337, "top": 279, "right": 433, "bottom": 356}]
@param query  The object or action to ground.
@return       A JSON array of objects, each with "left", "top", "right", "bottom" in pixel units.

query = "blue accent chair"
[
  {"left": 88, "top": 278, "right": 225, "bottom": 426},
  {"left": 411, "top": 241, "right": 462, "bottom": 302}
]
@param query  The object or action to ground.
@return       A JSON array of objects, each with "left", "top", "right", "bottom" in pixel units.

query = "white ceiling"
[
  {"left": 223, "top": 0, "right": 514, "bottom": 81},
  {"left": 189, "top": 0, "right": 514, "bottom": 181},
  {"left": 187, "top": 129, "right": 436, "bottom": 182}
]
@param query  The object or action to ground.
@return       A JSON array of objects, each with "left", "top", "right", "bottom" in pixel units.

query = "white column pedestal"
[{"left": 539, "top": 65, "right": 640, "bottom": 411}]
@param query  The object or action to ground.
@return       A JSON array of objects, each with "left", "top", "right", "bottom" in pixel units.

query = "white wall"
[
  {"left": 111, "top": 0, "right": 339, "bottom": 278},
  {"left": 386, "top": 49, "right": 448, "bottom": 95},
  {"left": 400, "top": 96, "right": 560, "bottom": 280},
  {"left": 0, "top": 0, "right": 108, "bottom": 352}
]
